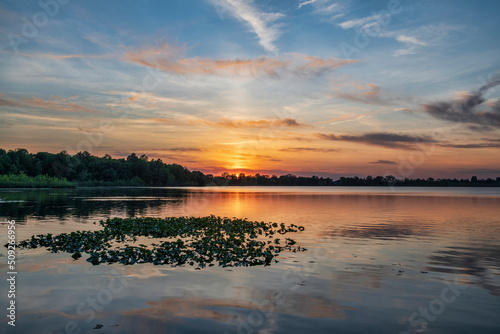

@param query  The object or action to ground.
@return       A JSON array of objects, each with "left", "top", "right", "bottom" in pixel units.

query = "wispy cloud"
[
  {"left": 381, "top": 24, "right": 461, "bottom": 56},
  {"left": 393, "top": 35, "right": 427, "bottom": 56},
  {"left": 396, "top": 35, "right": 426, "bottom": 46},
  {"left": 125, "top": 44, "right": 361, "bottom": 78},
  {"left": 109, "top": 91, "right": 208, "bottom": 106},
  {"left": 339, "top": 14, "right": 382, "bottom": 29},
  {"left": 145, "top": 147, "right": 205, "bottom": 152},
  {"left": 298, "top": 0, "right": 318, "bottom": 9},
  {"left": 307, "top": 0, "right": 344, "bottom": 21},
  {"left": 422, "top": 74, "right": 500, "bottom": 129},
  {"left": 319, "top": 108, "right": 388, "bottom": 125},
  {"left": 334, "top": 83, "right": 413, "bottom": 106},
  {"left": 203, "top": 117, "right": 309, "bottom": 128},
  {"left": 279, "top": 147, "right": 338, "bottom": 152},
  {"left": 292, "top": 54, "right": 362, "bottom": 76},
  {"left": 148, "top": 116, "right": 310, "bottom": 129},
  {"left": 0, "top": 51, "right": 111, "bottom": 59},
  {"left": 125, "top": 45, "right": 287, "bottom": 77},
  {"left": 0, "top": 95, "right": 100, "bottom": 114},
  {"left": 211, "top": 0, "right": 284, "bottom": 53},
  {"left": 25, "top": 97, "right": 100, "bottom": 113},
  {"left": 318, "top": 132, "right": 435, "bottom": 149},
  {"left": 440, "top": 139, "right": 500, "bottom": 149},
  {"left": 336, "top": 83, "right": 384, "bottom": 105}
]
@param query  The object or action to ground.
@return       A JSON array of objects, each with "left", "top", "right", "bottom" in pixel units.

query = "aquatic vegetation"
[{"left": 14, "top": 216, "right": 306, "bottom": 268}]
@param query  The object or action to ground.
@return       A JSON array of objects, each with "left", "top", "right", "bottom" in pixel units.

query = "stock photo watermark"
[
  {"left": 225, "top": 239, "right": 336, "bottom": 334},
  {"left": 340, "top": 0, "right": 403, "bottom": 58},
  {"left": 49, "top": 268, "right": 134, "bottom": 334},
  {"left": 400, "top": 277, "right": 468, "bottom": 334},
  {"left": 65, "top": 65, "right": 163, "bottom": 155},
  {"left": 5, "top": 220, "right": 17, "bottom": 327},
  {"left": 7, "top": 0, "right": 72, "bottom": 53}
]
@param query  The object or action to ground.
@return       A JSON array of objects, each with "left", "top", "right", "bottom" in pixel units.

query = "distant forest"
[{"left": 1, "top": 148, "right": 499, "bottom": 187}]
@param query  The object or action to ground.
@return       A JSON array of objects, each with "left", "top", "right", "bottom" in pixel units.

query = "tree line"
[
  {"left": 0, "top": 148, "right": 203, "bottom": 186},
  {"left": 0, "top": 148, "right": 499, "bottom": 187}
]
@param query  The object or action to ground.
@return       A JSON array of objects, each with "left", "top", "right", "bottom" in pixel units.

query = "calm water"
[{"left": 1, "top": 187, "right": 499, "bottom": 334}]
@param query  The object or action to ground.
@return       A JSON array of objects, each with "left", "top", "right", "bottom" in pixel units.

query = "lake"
[{"left": 1, "top": 187, "right": 499, "bottom": 334}]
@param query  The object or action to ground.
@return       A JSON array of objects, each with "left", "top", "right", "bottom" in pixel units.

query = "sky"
[{"left": 0, "top": 0, "right": 499, "bottom": 179}]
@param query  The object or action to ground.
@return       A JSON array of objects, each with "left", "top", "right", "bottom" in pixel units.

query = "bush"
[{"left": 0, "top": 173, "right": 76, "bottom": 188}]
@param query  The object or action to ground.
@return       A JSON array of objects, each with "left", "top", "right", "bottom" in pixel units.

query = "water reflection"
[{"left": 0, "top": 188, "right": 190, "bottom": 223}]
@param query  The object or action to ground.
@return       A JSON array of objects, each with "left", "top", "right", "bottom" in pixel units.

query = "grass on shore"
[{"left": 0, "top": 174, "right": 76, "bottom": 188}]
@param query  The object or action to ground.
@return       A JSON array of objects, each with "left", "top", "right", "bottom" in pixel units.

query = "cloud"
[
  {"left": 125, "top": 44, "right": 288, "bottom": 77},
  {"left": 440, "top": 139, "right": 500, "bottom": 149},
  {"left": 0, "top": 95, "right": 99, "bottom": 114},
  {"left": 148, "top": 116, "right": 310, "bottom": 129},
  {"left": 109, "top": 91, "right": 208, "bottom": 107},
  {"left": 279, "top": 147, "right": 338, "bottom": 152},
  {"left": 339, "top": 14, "right": 382, "bottom": 29},
  {"left": 395, "top": 35, "right": 426, "bottom": 46},
  {"left": 24, "top": 97, "right": 99, "bottom": 114},
  {"left": 298, "top": 0, "right": 318, "bottom": 9},
  {"left": 336, "top": 83, "right": 384, "bottom": 104},
  {"left": 0, "top": 51, "right": 111, "bottom": 59},
  {"left": 380, "top": 24, "right": 462, "bottom": 56},
  {"left": 292, "top": 54, "right": 362, "bottom": 76},
  {"left": 370, "top": 160, "right": 397, "bottom": 164},
  {"left": 304, "top": 0, "right": 343, "bottom": 20},
  {"left": 0, "top": 95, "right": 21, "bottom": 107},
  {"left": 318, "top": 132, "right": 435, "bottom": 149},
  {"left": 204, "top": 117, "right": 309, "bottom": 128},
  {"left": 146, "top": 147, "right": 204, "bottom": 152},
  {"left": 125, "top": 45, "right": 361, "bottom": 78},
  {"left": 320, "top": 108, "right": 389, "bottom": 125},
  {"left": 241, "top": 133, "right": 315, "bottom": 142},
  {"left": 392, "top": 35, "right": 427, "bottom": 56},
  {"left": 422, "top": 74, "right": 500, "bottom": 129},
  {"left": 334, "top": 83, "right": 412, "bottom": 106},
  {"left": 211, "top": 0, "right": 284, "bottom": 53}
]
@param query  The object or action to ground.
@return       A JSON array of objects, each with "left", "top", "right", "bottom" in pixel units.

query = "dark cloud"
[
  {"left": 422, "top": 73, "right": 500, "bottom": 129},
  {"left": 279, "top": 147, "right": 339, "bottom": 153},
  {"left": 369, "top": 160, "right": 397, "bottom": 164},
  {"left": 440, "top": 140, "right": 500, "bottom": 149},
  {"left": 317, "top": 132, "right": 435, "bottom": 149}
]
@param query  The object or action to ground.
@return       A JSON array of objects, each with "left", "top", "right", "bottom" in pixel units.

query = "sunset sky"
[{"left": 1, "top": 0, "right": 499, "bottom": 179}]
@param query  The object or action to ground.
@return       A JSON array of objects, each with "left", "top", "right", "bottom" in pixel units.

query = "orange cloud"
[
  {"left": 0, "top": 95, "right": 99, "bottom": 113},
  {"left": 294, "top": 54, "right": 362, "bottom": 75},
  {"left": 336, "top": 83, "right": 385, "bottom": 104},
  {"left": 124, "top": 43, "right": 361, "bottom": 78},
  {"left": 203, "top": 117, "right": 309, "bottom": 128},
  {"left": 335, "top": 82, "right": 415, "bottom": 106},
  {"left": 24, "top": 97, "right": 99, "bottom": 113},
  {"left": 148, "top": 117, "right": 310, "bottom": 128}
]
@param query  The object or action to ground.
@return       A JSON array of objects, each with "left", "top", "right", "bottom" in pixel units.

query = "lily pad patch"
[{"left": 14, "top": 216, "right": 306, "bottom": 269}]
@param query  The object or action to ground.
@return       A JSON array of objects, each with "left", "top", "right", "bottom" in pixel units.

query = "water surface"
[{"left": 0, "top": 187, "right": 499, "bottom": 333}]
